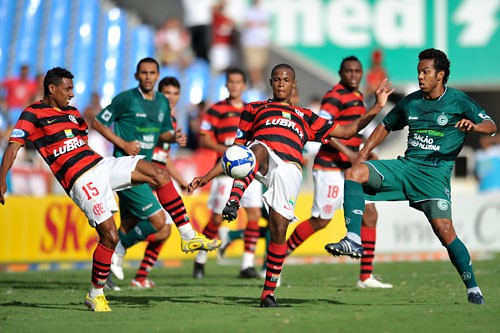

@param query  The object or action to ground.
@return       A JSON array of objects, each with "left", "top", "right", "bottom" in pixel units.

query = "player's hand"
[
  {"left": 123, "top": 140, "right": 141, "bottom": 156},
  {"left": 0, "top": 185, "right": 5, "bottom": 205},
  {"left": 374, "top": 79, "right": 395, "bottom": 109},
  {"left": 455, "top": 119, "right": 475, "bottom": 132},
  {"left": 188, "top": 177, "right": 208, "bottom": 195},
  {"left": 175, "top": 129, "right": 187, "bottom": 147}
]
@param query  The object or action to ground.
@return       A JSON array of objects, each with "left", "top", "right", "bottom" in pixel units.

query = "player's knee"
[
  {"left": 155, "top": 224, "right": 172, "bottom": 241},
  {"left": 345, "top": 164, "right": 369, "bottom": 183},
  {"left": 310, "top": 217, "right": 330, "bottom": 231}
]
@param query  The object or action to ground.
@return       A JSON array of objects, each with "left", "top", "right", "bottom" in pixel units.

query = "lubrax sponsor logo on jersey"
[
  {"left": 53, "top": 137, "right": 86, "bottom": 157},
  {"left": 265, "top": 118, "right": 304, "bottom": 139}
]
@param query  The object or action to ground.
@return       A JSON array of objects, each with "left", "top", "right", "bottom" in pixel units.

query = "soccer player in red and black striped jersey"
[
  {"left": 188, "top": 63, "right": 394, "bottom": 307},
  {"left": 193, "top": 68, "right": 263, "bottom": 279},
  {"left": 0, "top": 67, "right": 219, "bottom": 312},
  {"left": 286, "top": 56, "right": 393, "bottom": 289}
]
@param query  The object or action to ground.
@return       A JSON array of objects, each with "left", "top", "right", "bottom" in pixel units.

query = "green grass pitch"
[{"left": 1, "top": 254, "right": 499, "bottom": 332}]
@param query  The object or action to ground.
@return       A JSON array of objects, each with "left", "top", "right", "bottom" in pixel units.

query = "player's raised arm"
[
  {"left": 188, "top": 162, "right": 224, "bottom": 194},
  {"left": 0, "top": 142, "right": 23, "bottom": 205},
  {"left": 328, "top": 79, "right": 394, "bottom": 139}
]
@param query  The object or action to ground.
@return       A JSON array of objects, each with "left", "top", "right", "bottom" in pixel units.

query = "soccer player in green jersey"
[
  {"left": 92, "top": 58, "right": 221, "bottom": 284},
  {"left": 325, "top": 48, "right": 496, "bottom": 305}
]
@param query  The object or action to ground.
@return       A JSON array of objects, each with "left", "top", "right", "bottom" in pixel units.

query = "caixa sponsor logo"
[{"left": 53, "top": 137, "right": 86, "bottom": 157}]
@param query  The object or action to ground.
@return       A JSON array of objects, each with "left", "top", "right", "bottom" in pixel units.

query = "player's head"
[
  {"left": 270, "top": 64, "right": 296, "bottom": 103},
  {"left": 339, "top": 56, "right": 363, "bottom": 91},
  {"left": 43, "top": 67, "right": 74, "bottom": 109},
  {"left": 225, "top": 68, "right": 246, "bottom": 100},
  {"left": 135, "top": 57, "right": 160, "bottom": 93},
  {"left": 159, "top": 76, "right": 181, "bottom": 108},
  {"left": 418, "top": 48, "right": 450, "bottom": 85}
]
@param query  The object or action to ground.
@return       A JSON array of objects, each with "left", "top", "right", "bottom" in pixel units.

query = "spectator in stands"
[
  {"left": 155, "top": 16, "right": 191, "bottom": 67},
  {"left": 475, "top": 134, "right": 500, "bottom": 193},
  {"left": 0, "top": 64, "right": 38, "bottom": 127},
  {"left": 240, "top": 0, "right": 271, "bottom": 90},
  {"left": 364, "top": 49, "right": 387, "bottom": 108},
  {"left": 182, "top": 0, "right": 213, "bottom": 61},
  {"left": 209, "top": 0, "right": 237, "bottom": 73}
]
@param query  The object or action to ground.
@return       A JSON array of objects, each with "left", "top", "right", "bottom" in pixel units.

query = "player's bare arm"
[
  {"left": 92, "top": 118, "right": 141, "bottom": 155},
  {"left": 0, "top": 142, "right": 22, "bottom": 205},
  {"left": 166, "top": 155, "right": 188, "bottom": 191},
  {"left": 199, "top": 133, "right": 227, "bottom": 154},
  {"left": 329, "top": 138, "right": 357, "bottom": 162},
  {"left": 353, "top": 124, "right": 390, "bottom": 165},
  {"left": 455, "top": 118, "right": 496, "bottom": 135},
  {"left": 188, "top": 162, "right": 225, "bottom": 194}
]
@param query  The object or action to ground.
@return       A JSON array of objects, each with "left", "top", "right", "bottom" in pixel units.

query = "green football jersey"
[
  {"left": 96, "top": 88, "right": 173, "bottom": 160},
  {"left": 383, "top": 87, "right": 493, "bottom": 168}
]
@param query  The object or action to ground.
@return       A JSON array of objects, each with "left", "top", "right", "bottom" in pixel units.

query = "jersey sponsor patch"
[
  {"left": 200, "top": 120, "right": 211, "bottom": 131},
  {"left": 11, "top": 129, "right": 25, "bottom": 138},
  {"left": 101, "top": 109, "right": 112, "bottom": 121},
  {"left": 318, "top": 110, "right": 332, "bottom": 120},
  {"left": 64, "top": 129, "right": 74, "bottom": 138}
]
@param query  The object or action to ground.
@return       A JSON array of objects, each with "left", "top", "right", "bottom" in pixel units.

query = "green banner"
[{"left": 267, "top": 0, "right": 500, "bottom": 86}]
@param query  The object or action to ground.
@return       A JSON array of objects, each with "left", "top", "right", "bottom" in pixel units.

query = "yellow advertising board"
[{"left": 0, "top": 193, "right": 346, "bottom": 263}]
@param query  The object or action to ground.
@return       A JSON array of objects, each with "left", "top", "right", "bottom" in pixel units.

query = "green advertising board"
[{"left": 266, "top": 0, "right": 500, "bottom": 86}]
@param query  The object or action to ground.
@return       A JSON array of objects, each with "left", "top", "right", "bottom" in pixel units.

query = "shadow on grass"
[
  {"left": 107, "top": 294, "right": 344, "bottom": 308},
  {"left": 0, "top": 280, "right": 87, "bottom": 290}
]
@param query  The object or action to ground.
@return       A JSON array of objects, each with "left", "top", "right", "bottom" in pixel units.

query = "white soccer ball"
[{"left": 221, "top": 145, "right": 256, "bottom": 179}]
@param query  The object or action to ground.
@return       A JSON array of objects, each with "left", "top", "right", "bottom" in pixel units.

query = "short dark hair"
[
  {"left": 271, "top": 63, "right": 295, "bottom": 79},
  {"left": 43, "top": 67, "right": 74, "bottom": 96},
  {"left": 158, "top": 76, "right": 181, "bottom": 91},
  {"left": 339, "top": 55, "right": 361, "bottom": 71},
  {"left": 225, "top": 68, "right": 246, "bottom": 83},
  {"left": 136, "top": 57, "right": 160, "bottom": 73},
  {"left": 418, "top": 48, "right": 451, "bottom": 84}
]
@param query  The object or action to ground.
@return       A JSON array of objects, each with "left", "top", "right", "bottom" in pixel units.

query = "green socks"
[
  {"left": 120, "top": 221, "right": 157, "bottom": 249},
  {"left": 343, "top": 180, "right": 364, "bottom": 236},
  {"left": 446, "top": 237, "right": 478, "bottom": 288}
]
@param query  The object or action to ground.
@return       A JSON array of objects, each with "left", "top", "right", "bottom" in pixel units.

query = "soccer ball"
[{"left": 221, "top": 145, "right": 256, "bottom": 179}]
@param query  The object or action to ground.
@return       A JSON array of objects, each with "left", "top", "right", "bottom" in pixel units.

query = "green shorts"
[
  {"left": 364, "top": 157, "right": 452, "bottom": 218},
  {"left": 117, "top": 183, "right": 162, "bottom": 220}
]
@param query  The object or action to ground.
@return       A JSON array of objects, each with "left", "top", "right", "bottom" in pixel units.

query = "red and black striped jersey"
[
  {"left": 9, "top": 101, "right": 103, "bottom": 193},
  {"left": 199, "top": 99, "right": 243, "bottom": 159},
  {"left": 314, "top": 83, "right": 366, "bottom": 170},
  {"left": 234, "top": 100, "right": 337, "bottom": 167}
]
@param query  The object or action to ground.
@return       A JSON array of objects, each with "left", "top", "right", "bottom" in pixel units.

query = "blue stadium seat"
[
  {"left": 41, "top": 0, "right": 71, "bottom": 72},
  {"left": 0, "top": 0, "right": 16, "bottom": 79},
  {"left": 95, "top": 6, "right": 127, "bottom": 106},
  {"left": 69, "top": 0, "right": 100, "bottom": 109},
  {"left": 11, "top": 0, "right": 44, "bottom": 74}
]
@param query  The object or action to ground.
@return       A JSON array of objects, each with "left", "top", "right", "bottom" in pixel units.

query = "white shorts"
[
  {"left": 69, "top": 155, "right": 143, "bottom": 227},
  {"left": 208, "top": 175, "right": 263, "bottom": 214},
  {"left": 311, "top": 168, "right": 374, "bottom": 219},
  {"left": 311, "top": 169, "right": 344, "bottom": 219},
  {"left": 249, "top": 140, "right": 302, "bottom": 222}
]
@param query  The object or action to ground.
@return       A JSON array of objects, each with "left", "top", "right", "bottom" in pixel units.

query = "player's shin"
[{"left": 343, "top": 180, "right": 364, "bottom": 243}]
